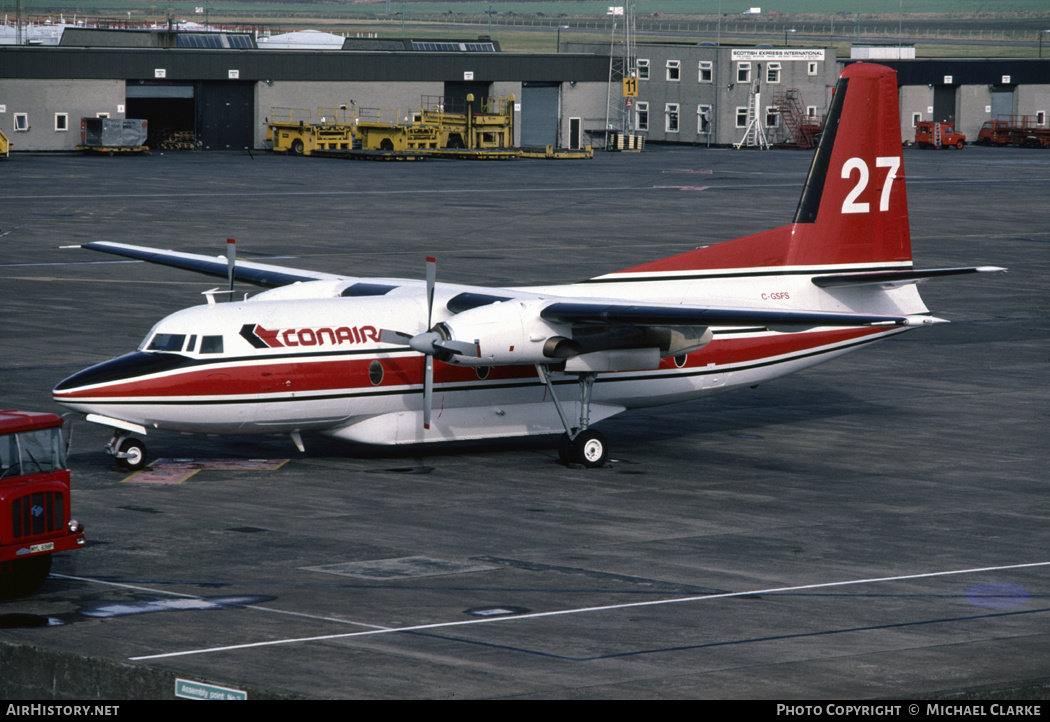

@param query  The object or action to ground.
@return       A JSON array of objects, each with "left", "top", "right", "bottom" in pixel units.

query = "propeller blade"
[
  {"left": 434, "top": 339, "right": 480, "bottom": 357},
  {"left": 423, "top": 353, "right": 434, "bottom": 430},
  {"left": 380, "top": 329, "right": 413, "bottom": 346},
  {"left": 425, "top": 256, "right": 436, "bottom": 330}
]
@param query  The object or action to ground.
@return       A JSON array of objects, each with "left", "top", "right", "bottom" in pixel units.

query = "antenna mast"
[{"left": 603, "top": 2, "right": 638, "bottom": 149}]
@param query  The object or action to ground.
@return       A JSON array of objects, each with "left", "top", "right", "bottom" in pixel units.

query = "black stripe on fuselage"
[{"left": 53, "top": 346, "right": 416, "bottom": 391}]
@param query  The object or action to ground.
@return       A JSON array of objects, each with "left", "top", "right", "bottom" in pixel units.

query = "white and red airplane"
[{"left": 53, "top": 64, "right": 1002, "bottom": 470}]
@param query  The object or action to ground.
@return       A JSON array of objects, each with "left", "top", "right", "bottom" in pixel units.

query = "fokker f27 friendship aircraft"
[{"left": 53, "top": 64, "right": 1003, "bottom": 469}]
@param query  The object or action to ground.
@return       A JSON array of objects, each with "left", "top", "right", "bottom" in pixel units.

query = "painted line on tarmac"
[{"left": 126, "top": 560, "right": 1050, "bottom": 662}]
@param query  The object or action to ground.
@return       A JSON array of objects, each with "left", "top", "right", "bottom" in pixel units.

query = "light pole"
[
  {"left": 785, "top": 28, "right": 795, "bottom": 46},
  {"left": 1041, "top": 30, "right": 1050, "bottom": 58},
  {"left": 557, "top": 25, "right": 568, "bottom": 53}
]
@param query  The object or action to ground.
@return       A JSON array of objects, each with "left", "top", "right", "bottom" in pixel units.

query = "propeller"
[{"left": 379, "top": 257, "right": 478, "bottom": 430}]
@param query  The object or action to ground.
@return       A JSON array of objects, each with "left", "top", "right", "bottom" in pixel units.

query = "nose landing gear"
[{"left": 107, "top": 431, "right": 148, "bottom": 471}]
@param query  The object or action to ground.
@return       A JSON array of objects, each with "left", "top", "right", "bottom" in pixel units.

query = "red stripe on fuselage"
[{"left": 53, "top": 326, "right": 890, "bottom": 401}]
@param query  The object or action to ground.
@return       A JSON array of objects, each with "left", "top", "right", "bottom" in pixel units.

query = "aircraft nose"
[{"left": 53, "top": 352, "right": 188, "bottom": 396}]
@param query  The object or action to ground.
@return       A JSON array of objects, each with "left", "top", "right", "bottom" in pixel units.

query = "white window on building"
[
  {"left": 637, "top": 59, "right": 650, "bottom": 80},
  {"left": 55, "top": 113, "right": 69, "bottom": 132},
  {"left": 14, "top": 113, "right": 28, "bottom": 132},
  {"left": 665, "top": 103, "right": 680, "bottom": 133},
  {"left": 766, "top": 62, "right": 781, "bottom": 84},
  {"left": 736, "top": 62, "right": 751, "bottom": 83},
  {"left": 807, "top": 106, "right": 818, "bottom": 118},
  {"left": 1038, "top": 111, "right": 1046, "bottom": 126},
  {"left": 666, "top": 60, "right": 681, "bottom": 82},
  {"left": 97, "top": 112, "right": 110, "bottom": 118},
  {"left": 807, "top": 61, "right": 819, "bottom": 76},
  {"left": 698, "top": 61, "right": 713, "bottom": 83},
  {"left": 911, "top": 112, "right": 922, "bottom": 128},
  {"left": 765, "top": 107, "right": 780, "bottom": 128},
  {"left": 735, "top": 107, "right": 749, "bottom": 128},
  {"left": 636, "top": 101, "right": 649, "bottom": 132},
  {"left": 698, "top": 104, "right": 712, "bottom": 135}
]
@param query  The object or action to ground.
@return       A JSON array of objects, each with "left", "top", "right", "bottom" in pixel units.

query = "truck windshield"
[{"left": 0, "top": 428, "right": 65, "bottom": 479}]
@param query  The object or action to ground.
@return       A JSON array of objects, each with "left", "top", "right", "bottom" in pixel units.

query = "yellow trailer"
[{"left": 353, "top": 94, "right": 515, "bottom": 152}]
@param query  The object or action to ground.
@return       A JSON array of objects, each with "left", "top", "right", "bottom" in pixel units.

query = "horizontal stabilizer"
[
  {"left": 540, "top": 302, "right": 908, "bottom": 330},
  {"left": 813, "top": 266, "right": 1007, "bottom": 289}
]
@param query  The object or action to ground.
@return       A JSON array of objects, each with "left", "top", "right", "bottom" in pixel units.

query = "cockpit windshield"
[
  {"left": 141, "top": 331, "right": 224, "bottom": 355},
  {"left": 146, "top": 333, "right": 186, "bottom": 353}
]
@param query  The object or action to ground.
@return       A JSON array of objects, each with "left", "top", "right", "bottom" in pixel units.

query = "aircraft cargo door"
[{"left": 520, "top": 82, "right": 559, "bottom": 148}]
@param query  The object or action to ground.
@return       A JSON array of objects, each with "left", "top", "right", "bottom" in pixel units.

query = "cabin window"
[
  {"left": 368, "top": 360, "right": 384, "bottom": 386},
  {"left": 200, "top": 335, "right": 224, "bottom": 354}
]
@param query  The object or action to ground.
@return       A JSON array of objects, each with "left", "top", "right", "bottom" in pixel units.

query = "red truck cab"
[{"left": 0, "top": 410, "right": 85, "bottom": 598}]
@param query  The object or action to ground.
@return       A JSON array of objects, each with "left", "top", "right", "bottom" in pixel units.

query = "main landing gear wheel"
[
  {"left": 116, "top": 437, "right": 148, "bottom": 471},
  {"left": 559, "top": 429, "right": 609, "bottom": 468},
  {"left": 572, "top": 429, "right": 608, "bottom": 468}
]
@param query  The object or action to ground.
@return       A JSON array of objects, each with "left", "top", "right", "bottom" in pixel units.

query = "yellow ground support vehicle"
[
  {"left": 267, "top": 95, "right": 590, "bottom": 160},
  {"left": 267, "top": 106, "right": 355, "bottom": 156},
  {"left": 0, "top": 128, "right": 9, "bottom": 158},
  {"left": 268, "top": 95, "right": 516, "bottom": 155}
]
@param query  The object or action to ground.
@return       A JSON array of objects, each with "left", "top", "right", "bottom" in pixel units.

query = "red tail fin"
[{"left": 616, "top": 63, "right": 911, "bottom": 275}]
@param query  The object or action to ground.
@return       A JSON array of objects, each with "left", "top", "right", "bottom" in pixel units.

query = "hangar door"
[
  {"left": 520, "top": 82, "right": 559, "bottom": 148},
  {"left": 933, "top": 84, "right": 957, "bottom": 124},
  {"left": 197, "top": 81, "right": 253, "bottom": 150},
  {"left": 990, "top": 87, "right": 1014, "bottom": 120},
  {"left": 125, "top": 83, "right": 195, "bottom": 149},
  {"left": 125, "top": 81, "right": 253, "bottom": 150}
]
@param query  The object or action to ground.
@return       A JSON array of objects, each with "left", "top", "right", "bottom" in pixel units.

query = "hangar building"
[
  {"left": 1, "top": 28, "right": 1048, "bottom": 151},
  {"left": 0, "top": 30, "right": 608, "bottom": 152}
]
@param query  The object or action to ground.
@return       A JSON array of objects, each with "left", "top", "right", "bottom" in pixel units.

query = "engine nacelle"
[{"left": 440, "top": 299, "right": 567, "bottom": 366}]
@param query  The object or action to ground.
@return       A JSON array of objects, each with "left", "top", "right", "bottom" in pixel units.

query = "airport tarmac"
[{"left": 0, "top": 144, "right": 1047, "bottom": 700}]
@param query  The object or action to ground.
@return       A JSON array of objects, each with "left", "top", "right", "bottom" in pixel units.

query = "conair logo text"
[{"left": 240, "top": 324, "right": 380, "bottom": 350}]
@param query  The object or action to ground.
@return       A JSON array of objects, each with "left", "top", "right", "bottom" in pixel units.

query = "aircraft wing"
[{"left": 77, "top": 241, "right": 346, "bottom": 287}]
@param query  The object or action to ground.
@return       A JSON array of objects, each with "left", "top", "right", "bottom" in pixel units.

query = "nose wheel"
[{"left": 106, "top": 432, "right": 148, "bottom": 471}]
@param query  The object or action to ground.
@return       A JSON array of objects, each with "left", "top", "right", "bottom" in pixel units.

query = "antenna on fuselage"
[{"left": 226, "top": 238, "right": 236, "bottom": 300}]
